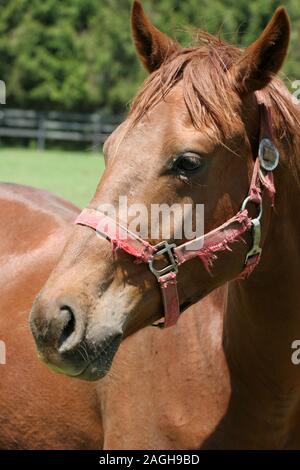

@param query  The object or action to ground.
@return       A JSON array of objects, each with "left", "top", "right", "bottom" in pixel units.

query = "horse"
[
  {"left": 0, "top": 183, "right": 103, "bottom": 449},
  {"left": 1, "top": 2, "right": 234, "bottom": 452},
  {"left": 30, "top": 1, "right": 300, "bottom": 449}
]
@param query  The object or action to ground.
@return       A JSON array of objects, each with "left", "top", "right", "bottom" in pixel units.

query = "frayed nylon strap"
[
  {"left": 75, "top": 209, "right": 156, "bottom": 262},
  {"left": 174, "top": 210, "right": 252, "bottom": 270}
]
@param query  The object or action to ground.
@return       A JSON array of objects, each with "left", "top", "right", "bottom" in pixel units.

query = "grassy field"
[{"left": 0, "top": 148, "right": 105, "bottom": 208}]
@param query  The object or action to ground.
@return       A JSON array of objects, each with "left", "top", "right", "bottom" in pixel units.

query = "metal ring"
[
  {"left": 241, "top": 196, "right": 263, "bottom": 222},
  {"left": 259, "top": 138, "right": 280, "bottom": 172}
]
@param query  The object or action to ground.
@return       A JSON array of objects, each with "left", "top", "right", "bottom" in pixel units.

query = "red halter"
[{"left": 75, "top": 94, "right": 278, "bottom": 328}]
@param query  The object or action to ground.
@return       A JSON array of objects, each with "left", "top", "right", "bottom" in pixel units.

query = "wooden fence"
[{"left": 0, "top": 108, "right": 122, "bottom": 150}]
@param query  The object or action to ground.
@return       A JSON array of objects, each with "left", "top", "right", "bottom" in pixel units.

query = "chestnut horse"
[
  {"left": 2, "top": 2, "right": 230, "bottom": 451},
  {"left": 27, "top": 2, "right": 300, "bottom": 449}
]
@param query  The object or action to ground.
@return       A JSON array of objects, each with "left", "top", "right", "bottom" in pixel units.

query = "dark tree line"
[{"left": 0, "top": 0, "right": 298, "bottom": 114}]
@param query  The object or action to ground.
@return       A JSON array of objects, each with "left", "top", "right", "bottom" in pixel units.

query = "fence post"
[
  {"left": 92, "top": 113, "right": 102, "bottom": 152},
  {"left": 37, "top": 112, "right": 46, "bottom": 150}
]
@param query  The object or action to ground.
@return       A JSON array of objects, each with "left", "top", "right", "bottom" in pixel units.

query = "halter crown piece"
[{"left": 75, "top": 93, "right": 278, "bottom": 328}]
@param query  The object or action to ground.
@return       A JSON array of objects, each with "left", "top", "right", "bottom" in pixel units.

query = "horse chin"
[
  {"left": 37, "top": 332, "right": 122, "bottom": 382},
  {"left": 74, "top": 336, "right": 123, "bottom": 382},
  {"left": 71, "top": 361, "right": 112, "bottom": 382},
  {"left": 42, "top": 352, "right": 117, "bottom": 382}
]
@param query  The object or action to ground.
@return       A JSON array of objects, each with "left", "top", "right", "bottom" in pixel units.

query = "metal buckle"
[
  {"left": 240, "top": 197, "right": 263, "bottom": 266},
  {"left": 245, "top": 218, "right": 262, "bottom": 264},
  {"left": 259, "top": 138, "right": 280, "bottom": 172},
  {"left": 149, "top": 241, "right": 178, "bottom": 280}
]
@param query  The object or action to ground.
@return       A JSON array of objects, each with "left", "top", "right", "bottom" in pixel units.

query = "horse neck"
[{"left": 223, "top": 152, "right": 300, "bottom": 442}]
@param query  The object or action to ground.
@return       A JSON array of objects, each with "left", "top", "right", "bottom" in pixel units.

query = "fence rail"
[{"left": 0, "top": 108, "right": 122, "bottom": 150}]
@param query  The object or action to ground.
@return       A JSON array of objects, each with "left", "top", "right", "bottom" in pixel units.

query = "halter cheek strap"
[{"left": 75, "top": 97, "right": 279, "bottom": 329}]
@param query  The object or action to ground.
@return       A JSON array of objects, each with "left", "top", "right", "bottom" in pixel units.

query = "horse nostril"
[{"left": 58, "top": 306, "right": 76, "bottom": 349}]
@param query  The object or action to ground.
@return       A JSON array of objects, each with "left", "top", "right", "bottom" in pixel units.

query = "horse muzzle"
[{"left": 29, "top": 295, "right": 123, "bottom": 381}]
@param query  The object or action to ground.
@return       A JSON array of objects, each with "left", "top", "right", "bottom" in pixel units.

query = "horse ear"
[
  {"left": 131, "top": 0, "right": 180, "bottom": 73},
  {"left": 231, "top": 7, "right": 290, "bottom": 95}
]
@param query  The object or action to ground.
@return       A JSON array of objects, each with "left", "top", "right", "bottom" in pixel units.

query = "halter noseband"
[{"left": 75, "top": 93, "right": 278, "bottom": 328}]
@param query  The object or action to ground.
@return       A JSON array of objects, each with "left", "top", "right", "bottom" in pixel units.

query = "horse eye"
[{"left": 173, "top": 153, "right": 205, "bottom": 174}]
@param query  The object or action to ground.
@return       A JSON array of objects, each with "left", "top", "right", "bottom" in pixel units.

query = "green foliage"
[{"left": 0, "top": 0, "right": 299, "bottom": 113}]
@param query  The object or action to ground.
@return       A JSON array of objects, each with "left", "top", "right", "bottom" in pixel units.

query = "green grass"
[{"left": 0, "top": 148, "right": 105, "bottom": 208}]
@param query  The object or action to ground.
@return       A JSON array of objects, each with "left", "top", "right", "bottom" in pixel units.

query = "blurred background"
[{"left": 0, "top": 0, "right": 299, "bottom": 207}]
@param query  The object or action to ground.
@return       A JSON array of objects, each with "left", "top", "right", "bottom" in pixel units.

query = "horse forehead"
[
  {"left": 120, "top": 100, "right": 190, "bottom": 154},
  {"left": 140, "top": 85, "right": 189, "bottom": 129},
  {"left": 111, "top": 84, "right": 186, "bottom": 133}
]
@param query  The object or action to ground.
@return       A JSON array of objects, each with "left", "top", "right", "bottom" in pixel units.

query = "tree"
[{"left": 0, "top": 0, "right": 298, "bottom": 113}]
